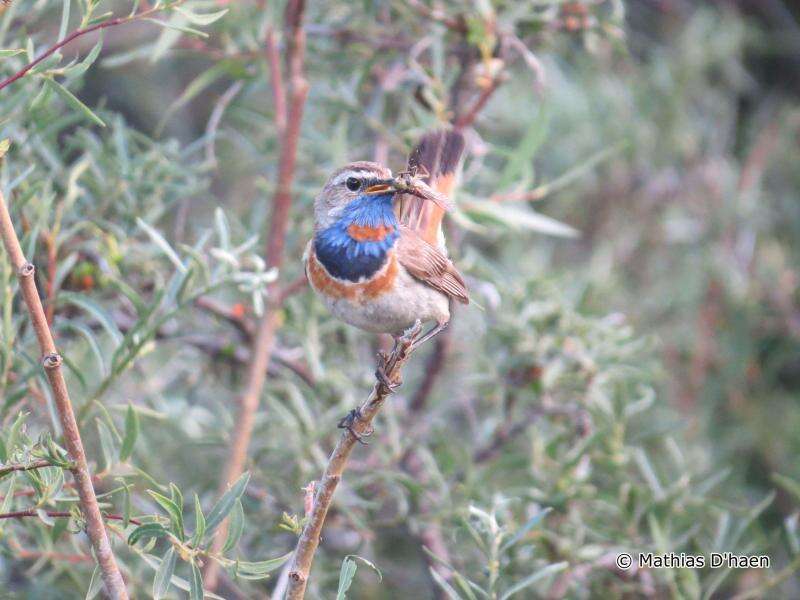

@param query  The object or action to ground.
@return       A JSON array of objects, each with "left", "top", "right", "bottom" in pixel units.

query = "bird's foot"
[
  {"left": 337, "top": 408, "right": 373, "bottom": 445},
  {"left": 375, "top": 364, "right": 402, "bottom": 393}
]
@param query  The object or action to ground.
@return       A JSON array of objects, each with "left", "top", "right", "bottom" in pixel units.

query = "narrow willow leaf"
[
  {"left": 174, "top": 6, "right": 229, "bottom": 26},
  {"left": 119, "top": 403, "right": 139, "bottom": 461},
  {"left": 233, "top": 552, "right": 292, "bottom": 577},
  {"left": 430, "top": 567, "right": 466, "bottom": 600},
  {"left": 140, "top": 554, "right": 226, "bottom": 600},
  {"left": 157, "top": 61, "right": 232, "bottom": 133},
  {"left": 36, "top": 508, "right": 55, "bottom": 526},
  {"left": 128, "top": 522, "right": 169, "bottom": 546},
  {"left": 221, "top": 499, "right": 244, "bottom": 553},
  {"left": 68, "top": 35, "right": 103, "bottom": 78},
  {"left": 189, "top": 560, "right": 203, "bottom": 600},
  {"left": 336, "top": 556, "right": 358, "bottom": 600},
  {"left": 501, "top": 507, "right": 552, "bottom": 552},
  {"left": 85, "top": 564, "right": 103, "bottom": 600},
  {"left": 204, "top": 472, "right": 250, "bottom": 538},
  {"left": 153, "top": 547, "right": 177, "bottom": 600},
  {"left": 96, "top": 419, "right": 117, "bottom": 471},
  {"left": 498, "top": 562, "right": 568, "bottom": 600},
  {"left": 59, "top": 292, "right": 123, "bottom": 346},
  {"left": 191, "top": 494, "right": 206, "bottom": 546},
  {"left": 462, "top": 201, "right": 579, "bottom": 238},
  {"left": 43, "top": 78, "right": 106, "bottom": 127},
  {"left": 137, "top": 218, "right": 187, "bottom": 273},
  {"left": 148, "top": 489, "right": 184, "bottom": 540},
  {"left": 58, "top": 0, "right": 71, "bottom": 41}
]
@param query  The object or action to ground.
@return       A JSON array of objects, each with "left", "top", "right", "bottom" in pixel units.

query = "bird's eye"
[{"left": 345, "top": 177, "right": 361, "bottom": 191}]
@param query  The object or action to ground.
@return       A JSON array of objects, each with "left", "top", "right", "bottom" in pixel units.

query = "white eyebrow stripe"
[{"left": 330, "top": 169, "right": 390, "bottom": 187}]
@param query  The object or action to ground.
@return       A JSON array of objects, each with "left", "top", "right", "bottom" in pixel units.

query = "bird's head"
[{"left": 314, "top": 161, "right": 396, "bottom": 230}]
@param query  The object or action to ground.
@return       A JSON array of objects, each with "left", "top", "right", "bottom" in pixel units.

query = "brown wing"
[{"left": 397, "top": 226, "right": 469, "bottom": 304}]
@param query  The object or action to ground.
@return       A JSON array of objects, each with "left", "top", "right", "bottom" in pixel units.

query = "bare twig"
[
  {"left": 266, "top": 28, "right": 287, "bottom": 137},
  {"left": 0, "top": 3, "right": 180, "bottom": 92},
  {"left": 0, "top": 190, "right": 128, "bottom": 599},
  {"left": 285, "top": 321, "right": 424, "bottom": 599},
  {"left": 454, "top": 75, "right": 505, "bottom": 130},
  {"left": 0, "top": 459, "right": 53, "bottom": 477},
  {"left": 203, "top": 0, "right": 309, "bottom": 590},
  {"left": 409, "top": 330, "right": 451, "bottom": 412},
  {"left": 0, "top": 509, "right": 142, "bottom": 526}
]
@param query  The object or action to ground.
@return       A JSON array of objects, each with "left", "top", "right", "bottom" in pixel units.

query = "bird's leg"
[
  {"left": 337, "top": 407, "right": 373, "bottom": 445},
  {"left": 409, "top": 320, "right": 449, "bottom": 352}
]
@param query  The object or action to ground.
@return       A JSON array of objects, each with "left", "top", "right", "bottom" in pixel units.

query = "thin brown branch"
[
  {"left": 266, "top": 28, "right": 287, "bottom": 137},
  {"left": 0, "top": 509, "right": 142, "bottom": 526},
  {"left": 43, "top": 231, "right": 57, "bottom": 325},
  {"left": 0, "top": 459, "right": 54, "bottom": 477},
  {"left": 0, "top": 3, "right": 177, "bottom": 92},
  {"left": 285, "top": 322, "right": 423, "bottom": 599},
  {"left": 277, "top": 273, "right": 309, "bottom": 304},
  {"left": 0, "top": 189, "right": 128, "bottom": 599},
  {"left": 204, "top": 0, "right": 308, "bottom": 590},
  {"left": 409, "top": 329, "right": 451, "bottom": 412},
  {"left": 454, "top": 75, "right": 505, "bottom": 130}
]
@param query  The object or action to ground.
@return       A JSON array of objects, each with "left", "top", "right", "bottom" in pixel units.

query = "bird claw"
[
  {"left": 375, "top": 365, "right": 401, "bottom": 392},
  {"left": 337, "top": 408, "right": 373, "bottom": 445}
]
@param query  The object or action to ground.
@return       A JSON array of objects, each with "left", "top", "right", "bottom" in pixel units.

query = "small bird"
[{"left": 305, "top": 129, "right": 468, "bottom": 373}]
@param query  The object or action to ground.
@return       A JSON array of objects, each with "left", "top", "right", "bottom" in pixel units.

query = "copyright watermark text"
[{"left": 615, "top": 552, "right": 770, "bottom": 571}]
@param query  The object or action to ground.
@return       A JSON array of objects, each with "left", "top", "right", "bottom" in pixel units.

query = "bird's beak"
[{"left": 364, "top": 179, "right": 396, "bottom": 195}]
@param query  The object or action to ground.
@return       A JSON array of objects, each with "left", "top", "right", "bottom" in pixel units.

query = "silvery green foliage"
[{"left": 1, "top": 1, "right": 798, "bottom": 598}]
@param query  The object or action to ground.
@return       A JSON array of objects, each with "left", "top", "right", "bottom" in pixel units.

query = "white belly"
[{"left": 320, "top": 267, "right": 449, "bottom": 335}]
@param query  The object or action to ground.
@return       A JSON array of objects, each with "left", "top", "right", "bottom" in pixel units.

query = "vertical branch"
[
  {"left": 203, "top": 0, "right": 308, "bottom": 591},
  {"left": 0, "top": 190, "right": 128, "bottom": 599},
  {"left": 285, "top": 323, "right": 423, "bottom": 600}
]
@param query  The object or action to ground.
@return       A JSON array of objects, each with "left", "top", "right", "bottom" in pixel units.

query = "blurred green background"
[{"left": 1, "top": 1, "right": 799, "bottom": 598}]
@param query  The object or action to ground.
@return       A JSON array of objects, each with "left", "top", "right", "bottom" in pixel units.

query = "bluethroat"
[{"left": 305, "top": 130, "right": 468, "bottom": 351}]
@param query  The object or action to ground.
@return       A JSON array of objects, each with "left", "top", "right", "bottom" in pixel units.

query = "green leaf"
[
  {"left": 153, "top": 546, "right": 177, "bottom": 600},
  {"left": 43, "top": 77, "right": 106, "bottom": 127},
  {"left": 174, "top": 7, "right": 229, "bottom": 26},
  {"left": 148, "top": 489, "right": 185, "bottom": 540},
  {"left": 221, "top": 499, "right": 244, "bottom": 553},
  {"left": 96, "top": 419, "right": 117, "bottom": 470},
  {"left": 67, "top": 35, "right": 103, "bottom": 78},
  {"left": 0, "top": 49, "right": 25, "bottom": 57},
  {"left": 137, "top": 218, "right": 187, "bottom": 273},
  {"left": 773, "top": 473, "right": 800, "bottom": 503},
  {"left": 204, "top": 472, "right": 250, "bottom": 539},
  {"left": 336, "top": 556, "right": 358, "bottom": 600},
  {"left": 189, "top": 560, "right": 203, "bottom": 600},
  {"left": 233, "top": 552, "right": 292, "bottom": 579},
  {"left": 119, "top": 404, "right": 139, "bottom": 461},
  {"left": 336, "top": 555, "right": 382, "bottom": 600},
  {"left": 58, "top": 0, "right": 71, "bottom": 42},
  {"left": 498, "top": 562, "right": 568, "bottom": 600},
  {"left": 191, "top": 494, "right": 206, "bottom": 546},
  {"left": 157, "top": 61, "right": 233, "bottom": 133},
  {"left": 501, "top": 507, "right": 552, "bottom": 552},
  {"left": 140, "top": 554, "right": 226, "bottom": 600},
  {"left": 85, "top": 564, "right": 103, "bottom": 600},
  {"left": 59, "top": 292, "right": 123, "bottom": 346},
  {"left": 462, "top": 201, "right": 579, "bottom": 238},
  {"left": 128, "top": 522, "right": 169, "bottom": 546},
  {"left": 430, "top": 566, "right": 466, "bottom": 600},
  {"left": 0, "top": 138, "right": 10, "bottom": 160}
]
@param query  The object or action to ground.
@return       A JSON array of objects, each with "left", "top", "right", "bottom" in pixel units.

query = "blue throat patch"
[{"left": 314, "top": 193, "right": 399, "bottom": 282}]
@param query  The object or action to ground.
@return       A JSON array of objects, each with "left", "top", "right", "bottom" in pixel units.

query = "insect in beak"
[{"left": 364, "top": 179, "right": 396, "bottom": 194}]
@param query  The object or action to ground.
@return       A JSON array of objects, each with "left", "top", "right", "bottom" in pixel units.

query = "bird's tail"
[{"left": 396, "top": 129, "right": 465, "bottom": 248}]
